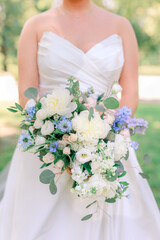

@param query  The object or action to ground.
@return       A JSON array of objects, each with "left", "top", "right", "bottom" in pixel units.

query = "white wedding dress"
[{"left": 0, "top": 31, "right": 160, "bottom": 240}]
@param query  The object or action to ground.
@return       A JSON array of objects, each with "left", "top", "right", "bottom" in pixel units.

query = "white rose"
[
  {"left": 24, "top": 99, "right": 36, "bottom": 109},
  {"left": 41, "top": 120, "right": 54, "bottom": 135},
  {"left": 34, "top": 118, "right": 43, "bottom": 129},
  {"left": 36, "top": 109, "right": 48, "bottom": 120},
  {"left": 35, "top": 136, "right": 46, "bottom": 146},
  {"left": 114, "top": 134, "right": 128, "bottom": 160},
  {"left": 112, "top": 83, "right": 122, "bottom": 94}
]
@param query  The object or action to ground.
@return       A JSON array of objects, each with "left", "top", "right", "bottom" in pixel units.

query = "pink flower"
[
  {"left": 58, "top": 140, "right": 67, "bottom": 150},
  {"left": 120, "top": 129, "right": 130, "bottom": 138},
  {"left": 43, "top": 152, "right": 55, "bottom": 164},
  {"left": 103, "top": 113, "right": 115, "bottom": 125},
  {"left": 84, "top": 97, "right": 96, "bottom": 109},
  {"left": 68, "top": 133, "right": 77, "bottom": 142},
  {"left": 53, "top": 160, "right": 64, "bottom": 174},
  {"left": 63, "top": 147, "right": 71, "bottom": 155},
  {"left": 79, "top": 97, "right": 83, "bottom": 103},
  {"left": 62, "top": 134, "right": 69, "bottom": 142}
]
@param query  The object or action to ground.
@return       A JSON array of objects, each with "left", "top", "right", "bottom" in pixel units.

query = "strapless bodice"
[{"left": 37, "top": 31, "right": 125, "bottom": 97}]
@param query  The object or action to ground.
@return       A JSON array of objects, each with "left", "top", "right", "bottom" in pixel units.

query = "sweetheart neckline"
[{"left": 38, "top": 31, "right": 123, "bottom": 55}]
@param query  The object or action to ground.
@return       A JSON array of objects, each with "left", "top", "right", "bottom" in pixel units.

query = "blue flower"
[
  {"left": 26, "top": 106, "right": 36, "bottom": 121},
  {"left": 49, "top": 141, "right": 59, "bottom": 153},
  {"left": 126, "top": 194, "right": 131, "bottom": 199},
  {"left": 18, "top": 132, "right": 32, "bottom": 149},
  {"left": 58, "top": 119, "right": 72, "bottom": 133},
  {"left": 130, "top": 141, "right": 139, "bottom": 150}
]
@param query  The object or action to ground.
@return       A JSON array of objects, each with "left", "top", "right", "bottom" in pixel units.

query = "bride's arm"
[
  {"left": 17, "top": 17, "right": 39, "bottom": 109},
  {"left": 118, "top": 17, "right": 139, "bottom": 116}
]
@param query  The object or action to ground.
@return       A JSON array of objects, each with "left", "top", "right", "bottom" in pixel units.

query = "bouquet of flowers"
[{"left": 8, "top": 77, "right": 149, "bottom": 221}]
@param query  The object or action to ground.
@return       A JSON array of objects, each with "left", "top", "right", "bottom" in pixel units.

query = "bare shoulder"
[{"left": 19, "top": 9, "right": 57, "bottom": 42}]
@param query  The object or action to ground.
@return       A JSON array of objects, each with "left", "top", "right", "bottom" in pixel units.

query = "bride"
[{"left": 0, "top": 0, "right": 160, "bottom": 239}]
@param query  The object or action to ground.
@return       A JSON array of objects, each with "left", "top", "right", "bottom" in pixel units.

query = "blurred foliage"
[{"left": 0, "top": 0, "right": 160, "bottom": 74}]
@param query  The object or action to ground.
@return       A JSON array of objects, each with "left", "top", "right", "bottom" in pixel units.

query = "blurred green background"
[{"left": 0, "top": 0, "right": 160, "bottom": 207}]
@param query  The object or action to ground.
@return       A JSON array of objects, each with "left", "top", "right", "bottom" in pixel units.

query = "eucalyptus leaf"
[
  {"left": 95, "top": 104, "right": 106, "bottom": 112},
  {"left": 15, "top": 102, "right": 23, "bottom": 111},
  {"left": 49, "top": 178, "right": 57, "bottom": 194},
  {"left": 139, "top": 172, "right": 150, "bottom": 180},
  {"left": 24, "top": 87, "right": 38, "bottom": 99},
  {"left": 81, "top": 214, "right": 93, "bottom": 221},
  {"left": 143, "top": 154, "right": 152, "bottom": 164},
  {"left": 115, "top": 161, "right": 124, "bottom": 176},
  {"left": 86, "top": 200, "right": 97, "bottom": 208},
  {"left": 105, "top": 172, "right": 118, "bottom": 182},
  {"left": 107, "top": 131, "right": 115, "bottom": 141},
  {"left": 103, "top": 97, "right": 119, "bottom": 109},
  {"left": 39, "top": 169, "right": 55, "bottom": 184},
  {"left": 105, "top": 198, "right": 116, "bottom": 203},
  {"left": 88, "top": 107, "right": 94, "bottom": 121}
]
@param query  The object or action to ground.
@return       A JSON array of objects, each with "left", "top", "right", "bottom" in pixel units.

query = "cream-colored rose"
[
  {"left": 68, "top": 133, "right": 77, "bottom": 142},
  {"left": 43, "top": 152, "right": 54, "bottom": 164},
  {"left": 41, "top": 120, "right": 54, "bottom": 135},
  {"left": 34, "top": 118, "right": 43, "bottom": 129},
  {"left": 63, "top": 147, "right": 70, "bottom": 155},
  {"left": 72, "top": 111, "right": 110, "bottom": 142},
  {"left": 42, "top": 88, "right": 77, "bottom": 118},
  {"left": 35, "top": 136, "right": 46, "bottom": 146}
]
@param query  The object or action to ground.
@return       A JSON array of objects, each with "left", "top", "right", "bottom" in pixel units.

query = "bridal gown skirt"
[{"left": 0, "top": 143, "right": 160, "bottom": 240}]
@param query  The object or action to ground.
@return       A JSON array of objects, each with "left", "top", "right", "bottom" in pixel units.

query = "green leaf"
[
  {"left": 119, "top": 181, "right": 129, "bottom": 186},
  {"left": 95, "top": 104, "right": 106, "bottom": 112},
  {"left": 88, "top": 107, "right": 94, "bottom": 121},
  {"left": 105, "top": 198, "right": 116, "bottom": 203},
  {"left": 24, "top": 88, "right": 38, "bottom": 99},
  {"left": 15, "top": 102, "right": 23, "bottom": 111},
  {"left": 143, "top": 154, "right": 152, "bottom": 164},
  {"left": 105, "top": 173, "right": 118, "bottom": 182},
  {"left": 124, "top": 150, "right": 129, "bottom": 160},
  {"left": 86, "top": 200, "right": 97, "bottom": 208},
  {"left": 83, "top": 162, "right": 92, "bottom": 175},
  {"left": 81, "top": 214, "right": 93, "bottom": 221},
  {"left": 97, "top": 93, "right": 104, "bottom": 102},
  {"left": 107, "top": 131, "right": 115, "bottom": 141},
  {"left": 49, "top": 178, "right": 57, "bottom": 194},
  {"left": 78, "top": 104, "right": 88, "bottom": 112},
  {"left": 115, "top": 161, "right": 124, "bottom": 176},
  {"left": 139, "top": 172, "right": 150, "bottom": 180},
  {"left": 39, "top": 169, "right": 55, "bottom": 184},
  {"left": 118, "top": 170, "right": 127, "bottom": 178},
  {"left": 7, "top": 108, "right": 18, "bottom": 113},
  {"left": 103, "top": 97, "right": 119, "bottom": 109}
]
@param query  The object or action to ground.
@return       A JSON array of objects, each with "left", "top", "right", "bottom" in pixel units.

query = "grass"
[{"left": 0, "top": 101, "right": 160, "bottom": 208}]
